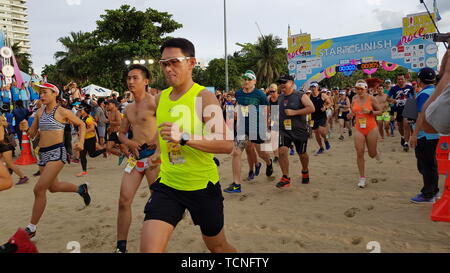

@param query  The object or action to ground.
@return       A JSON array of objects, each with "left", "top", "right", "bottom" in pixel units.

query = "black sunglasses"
[
  {"left": 277, "top": 80, "right": 288, "bottom": 84},
  {"left": 269, "top": 91, "right": 276, "bottom": 93}
]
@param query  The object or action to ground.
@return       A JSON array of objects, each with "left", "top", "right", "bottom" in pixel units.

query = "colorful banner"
[
  {"left": 400, "top": 12, "right": 437, "bottom": 46},
  {"left": 288, "top": 33, "right": 312, "bottom": 60},
  {"left": 288, "top": 27, "right": 439, "bottom": 90}
]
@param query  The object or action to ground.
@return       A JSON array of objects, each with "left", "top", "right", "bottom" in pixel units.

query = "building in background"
[{"left": 0, "top": 0, "right": 29, "bottom": 53}]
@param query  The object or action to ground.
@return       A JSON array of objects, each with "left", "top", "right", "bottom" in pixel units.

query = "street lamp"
[
  {"left": 148, "top": 59, "right": 155, "bottom": 65},
  {"left": 139, "top": 59, "right": 146, "bottom": 65},
  {"left": 125, "top": 60, "right": 131, "bottom": 65},
  {"left": 133, "top": 60, "right": 140, "bottom": 64}
]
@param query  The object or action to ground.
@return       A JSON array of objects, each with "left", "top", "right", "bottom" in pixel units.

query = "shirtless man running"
[
  {"left": 105, "top": 100, "right": 124, "bottom": 161},
  {"left": 115, "top": 64, "right": 160, "bottom": 253}
]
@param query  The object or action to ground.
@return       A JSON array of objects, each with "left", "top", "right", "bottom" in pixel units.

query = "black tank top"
[
  {"left": 279, "top": 91, "right": 308, "bottom": 139},
  {"left": 311, "top": 93, "right": 326, "bottom": 120}
]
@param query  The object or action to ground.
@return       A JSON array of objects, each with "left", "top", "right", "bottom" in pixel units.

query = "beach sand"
[{"left": 1, "top": 134, "right": 450, "bottom": 253}]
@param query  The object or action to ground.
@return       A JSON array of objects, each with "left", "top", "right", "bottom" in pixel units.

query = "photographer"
[{"left": 423, "top": 46, "right": 450, "bottom": 135}]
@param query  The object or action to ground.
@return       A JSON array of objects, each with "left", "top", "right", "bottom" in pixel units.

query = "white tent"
[{"left": 82, "top": 84, "right": 112, "bottom": 97}]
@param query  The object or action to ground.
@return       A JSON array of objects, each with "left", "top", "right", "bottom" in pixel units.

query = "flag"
[
  {"left": 288, "top": 25, "right": 291, "bottom": 38},
  {"left": 434, "top": 0, "right": 442, "bottom": 21}
]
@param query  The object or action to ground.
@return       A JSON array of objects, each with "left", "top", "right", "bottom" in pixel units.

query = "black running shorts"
[
  {"left": 144, "top": 178, "right": 224, "bottom": 237},
  {"left": 312, "top": 117, "right": 327, "bottom": 130},
  {"left": 279, "top": 132, "right": 308, "bottom": 155}
]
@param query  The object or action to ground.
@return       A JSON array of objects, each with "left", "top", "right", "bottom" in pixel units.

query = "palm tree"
[
  {"left": 54, "top": 31, "right": 97, "bottom": 84},
  {"left": 238, "top": 35, "right": 287, "bottom": 88},
  {"left": 11, "top": 42, "right": 33, "bottom": 74}
]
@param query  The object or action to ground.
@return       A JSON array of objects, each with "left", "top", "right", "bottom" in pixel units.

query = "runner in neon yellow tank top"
[{"left": 140, "top": 38, "right": 237, "bottom": 253}]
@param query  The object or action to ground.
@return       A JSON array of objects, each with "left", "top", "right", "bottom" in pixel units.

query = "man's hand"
[
  {"left": 284, "top": 109, "right": 296, "bottom": 116},
  {"left": 125, "top": 140, "right": 140, "bottom": 158},
  {"left": 19, "top": 120, "right": 29, "bottom": 132},
  {"left": 361, "top": 107, "right": 370, "bottom": 114},
  {"left": 159, "top": 122, "right": 182, "bottom": 143}
]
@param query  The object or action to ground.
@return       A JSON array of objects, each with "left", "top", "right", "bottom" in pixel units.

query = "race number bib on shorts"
[
  {"left": 167, "top": 142, "right": 185, "bottom": 165},
  {"left": 241, "top": 106, "right": 249, "bottom": 117},
  {"left": 359, "top": 118, "right": 367, "bottom": 129},
  {"left": 124, "top": 157, "right": 137, "bottom": 174},
  {"left": 339, "top": 110, "right": 343, "bottom": 117},
  {"left": 283, "top": 119, "right": 292, "bottom": 130}
]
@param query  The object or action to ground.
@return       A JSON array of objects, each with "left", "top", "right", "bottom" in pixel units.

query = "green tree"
[
  {"left": 203, "top": 58, "right": 241, "bottom": 90},
  {"left": 45, "top": 5, "right": 182, "bottom": 93},
  {"left": 237, "top": 34, "right": 287, "bottom": 88},
  {"left": 11, "top": 42, "right": 33, "bottom": 74}
]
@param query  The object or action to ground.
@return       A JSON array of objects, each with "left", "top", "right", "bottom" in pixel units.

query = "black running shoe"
[
  {"left": 254, "top": 162, "right": 262, "bottom": 176},
  {"left": 276, "top": 177, "right": 291, "bottom": 188},
  {"left": 302, "top": 171, "right": 310, "bottom": 184},
  {"left": 78, "top": 184, "right": 91, "bottom": 206},
  {"left": 401, "top": 138, "right": 405, "bottom": 147},
  {"left": 24, "top": 227, "right": 36, "bottom": 238},
  {"left": 266, "top": 159, "right": 273, "bottom": 177}
]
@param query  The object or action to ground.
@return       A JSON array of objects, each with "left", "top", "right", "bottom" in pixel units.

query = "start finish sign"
[{"left": 336, "top": 62, "right": 380, "bottom": 73}]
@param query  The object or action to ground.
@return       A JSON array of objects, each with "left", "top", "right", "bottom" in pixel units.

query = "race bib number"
[
  {"left": 309, "top": 119, "right": 314, "bottom": 128},
  {"left": 283, "top": 119, "right": 292, "bottom": 130},
  {"left": 124, "top": 157, "right": 137, "bottom": 174},
  {"left": 167, "top": 142, "right": 185, "bottom": 165},
  {"left": 339, "top": 110, "right": 343, "bottom": 117},
  {"left": 241, "top": 106, "right": 249, "bottom": 117},
  {"left": 359, "top": 118, "right": 367, "bottom": 129}
]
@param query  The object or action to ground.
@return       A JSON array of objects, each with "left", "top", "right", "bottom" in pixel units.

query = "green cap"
[{"left": 242, "top": 70, "right": 256, "bottom": 80}]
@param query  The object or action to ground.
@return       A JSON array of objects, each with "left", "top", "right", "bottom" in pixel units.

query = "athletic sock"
[
  {"left": 117, "top": 240, "right": 127, "bottom": 253},
  {"left": 26, "top": 224, "right": 36, "bottom": 233}
]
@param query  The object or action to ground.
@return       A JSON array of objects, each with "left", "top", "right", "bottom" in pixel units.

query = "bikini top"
[
  {"left": 352, "top": 96, "right": 374, "bottom": 116},
  {"left": 39, "top": 106, "right": 66, "bottom": 131}
]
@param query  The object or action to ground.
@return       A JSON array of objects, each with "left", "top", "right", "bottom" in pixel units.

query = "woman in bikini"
[
  {"left": 348, "top": 80, "right": 382, "bottom": 188},
  {"left": 19, "top": 83, "right": 90, "bottom": 238}
]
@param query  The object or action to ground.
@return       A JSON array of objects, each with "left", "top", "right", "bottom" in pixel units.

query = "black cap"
[
  {"left": 277, "top": 74, "right": 295, "bottom": 84},
  {"left": 418, "top": 67, "right": 436, "bottom": 83}
]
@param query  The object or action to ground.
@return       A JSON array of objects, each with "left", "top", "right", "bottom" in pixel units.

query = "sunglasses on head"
[{"left": 159, "top": 56, "right": 192, "bottom": 67}]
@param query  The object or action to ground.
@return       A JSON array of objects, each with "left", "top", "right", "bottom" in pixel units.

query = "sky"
[{"left": 28, "top": 0, "right": 450, "bottom": 75}]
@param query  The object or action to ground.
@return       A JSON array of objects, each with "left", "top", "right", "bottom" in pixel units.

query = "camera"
[{"left": 433, "top": 33, "right": 450, "bottom": 43}]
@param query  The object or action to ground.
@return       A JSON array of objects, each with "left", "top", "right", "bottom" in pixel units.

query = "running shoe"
[
  {"left": 76, "top": 171, "right": 88, "bottom": 177},
  {"left": 410, "top": 194, "right": 435, "bottom": 204},
  {"left": 78, "top": 184, "right": 91, "bottom": 206},
  {"left": 290, "top": 148, "right": 295, "bottom": 156},
  {"left": 325, "top": 141, "right": 331, "bottom": 150},
  {"left": 315, "top": 148, "right": 325, "bottom": 156},
  {"left": 224, "top": 183, "right": 241, "bottom": 193},
  {"left": 118, "top": 154, "right": 126, "bottom": 166},
  {"left": 276, "top": 176, "right": 291, "bottom": 188},
  {"left": 16, "top": 177, "right": 29, "bottom": 185},
  {"left": 247, "top": 170, "right": 255, "bottom": 180},
  {"left": 301, "top": 171, "right": 310, "bottom": 184},
  {"left": 115, "top": 248, "right": 127, "bottom": 253},
  {"left": 401, "top": 138, "right": 405, "bottom": 147},
  {"left": 254, "top": 162, "right": 262, "bottom": 176},
  {"left": 33, "top": 170, "right": 40, "bottom": 177},
  {"left": 24, "top": 227, "right": 36, "bottom": 239},
  {"left": 403, "top": 144, "right": 409, "bottom": 152},
  {"left": 71, "top": 159, "right": 80, "bottom": 164},
  {"left": 273, "top": 157, "right": 279, "bottom": 164},
  {"left": 357, "top": 177, "right": 366, "bottom": 188},
  {"left": 266, "top": 159, "right": 273, "bottom": 177},
  {"left": 338, "top": 135, "right": 344, "bottom": 141},
  {"left": 349, "top": 130, "right": 352, "bottom": 137}
]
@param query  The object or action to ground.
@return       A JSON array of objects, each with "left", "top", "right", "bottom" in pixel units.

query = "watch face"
[{"left": 182, "top": 133, "right": 190, "bottom": 141}]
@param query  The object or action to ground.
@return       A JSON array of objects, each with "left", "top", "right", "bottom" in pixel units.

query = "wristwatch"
[{"left": 179, "top": 133, "right": 190, "bottom": 146}]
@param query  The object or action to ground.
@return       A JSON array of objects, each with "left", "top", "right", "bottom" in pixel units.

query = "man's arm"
[
  {"left": 118, "top": 106, "right": 139, "bottom": 157},
  {"left": 423, "top": 49, "right": 450, "bottom": 118},
  {"left": 285, "top": 94, "right": 315, "bottom": 116},
  {"left": 159, "top": 90, "right": 233, "bottom": 154}
]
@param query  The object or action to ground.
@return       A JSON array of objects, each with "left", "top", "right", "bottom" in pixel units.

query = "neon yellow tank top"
[{"left": 157, "top": 83, "right": 219, "bottom": 191}]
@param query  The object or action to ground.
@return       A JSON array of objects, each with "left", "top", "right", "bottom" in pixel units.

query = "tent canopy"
[{"left": 82, "top": 84, "right": 112, "bottom": 97}]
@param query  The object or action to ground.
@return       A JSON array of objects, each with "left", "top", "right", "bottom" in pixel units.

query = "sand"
[{"left": 1, "top": 133, "right": 450, "bottom": 253}]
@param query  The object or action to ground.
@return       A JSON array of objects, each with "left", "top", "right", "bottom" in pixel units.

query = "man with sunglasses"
[
  {"left": 224, "top": 70, "right": 274, "bottom": 194},
  {"left": 276, "top": 75, "right": 315, "bottom": 188},
  {"left": 115, "top": 64, "right": 160, "bottom": 253},
  {"left": 140, "top": 38, "right": 236, "bottom": 253}
]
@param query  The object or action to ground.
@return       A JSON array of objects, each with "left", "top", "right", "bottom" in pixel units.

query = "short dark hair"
[
  {"left": 128, "top": 64, "right": 151, "bottom": 80},
  {"left": 397, "top": 74, "right": 406, "bottom": 78},
  {"left": 160, "top": 38, "right": 195, "bottom": 57},
  {"left": 97, "top": 97, "right": 105, "bottom": 105}
]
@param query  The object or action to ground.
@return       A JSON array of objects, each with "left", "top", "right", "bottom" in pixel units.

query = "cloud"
[
  {"left": 373, "top": 9, "right": 405, "bottom": 29},
  {"left": 66, "top": 0, "right": 82, "bottom": 6}
]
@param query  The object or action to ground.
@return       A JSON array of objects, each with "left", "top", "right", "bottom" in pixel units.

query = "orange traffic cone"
[
  {"left": 436, "top": 136, "right": 450, "bottom": 175},
  {"left": 431, "top": 160, "right": 450, "bottom": 222},
  {"left": 14, "top": 132, "right": 37, "bottom": 165}
]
